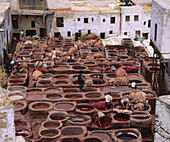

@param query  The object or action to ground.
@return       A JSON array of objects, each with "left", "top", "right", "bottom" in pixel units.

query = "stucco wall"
[
  {"left": 155, "top": 95, "right": 170, "bottom": 142},
  {"left": 0, "top": 107, "right": 15, "bottom": 142},
  {"left": 18, "top": 15, "right": 44, "bottom": 36},
  {"left": 150, "top": 0, "right": 163, "bottom": 53},
  {"left": 50, "top": 10, "right": 120, "bottom": 39}
]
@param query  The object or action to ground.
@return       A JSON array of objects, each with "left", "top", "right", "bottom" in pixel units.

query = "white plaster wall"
[
  {"left": 161, "top": 9, "right": 170, "bottom": 53},
  {"left": 142, "top": 9, "right": 151, "bottom": 38},
  {"left": 121, "top": 6, "right": 144, "bottom": 37},
  {"left": 0, "top": 107, "right": 15, "bottom": 142},
  {"left": 51, "top": 10, "right": 120, "bottom": 39},
  {"left": 46, "top": 0, "right": 70, "bottom": 9},
  {"left": 155, "top": 95, "right": 170, "bottom": 141},
  {"left": 150, "top": 0, "right": 163, "bottom": 53}
]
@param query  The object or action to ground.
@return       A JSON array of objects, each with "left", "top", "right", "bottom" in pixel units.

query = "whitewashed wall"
[{"left": 150, "top": 0, "right": 164, "bottom": 53}]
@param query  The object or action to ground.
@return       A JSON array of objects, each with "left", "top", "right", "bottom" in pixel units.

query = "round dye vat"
[
  {"left": 90, "top": 132, "right": 111, "bottom": 140},
  {"left": 43, "top": 121, "right": 62, "bottom": 129},
  {"left": 28, "top": 89, "right": 41, "bottom": 94},
  {"left": 38, "top": 80, "right": 51, "bottom": 85},
  {"left": 84, "top": 138, "right": 102, "bottom": 142},
  {"left": 50, "top": 114, "right": 66, "bottom": 121},
  {"left": 44, "top": 88, "right": 60, "bottom": 93},
  {"left": 46, "top": 94, "right": 62, "bottom": 100},
  {"left": 61, "top": 138, "right": 81, "bottom": 142},
  {"left": 16, "top": 129, "right": 30, "bottom": 138},
  {"left": 146, "top": 93, "right": 154, "bottom": 98},
  {"left": 7, "top": 86, "right": 27, "bottom": 92},
  {"left": 84, "top": 62, "right": 95, "bottom": 66},
  {"left": 62, "top": 127, "right": 84, "bottom": 136},
  {"left": 14, "top": 103, "right": 24, "bottom": 109},
  {"left": 54, "top": 75, "right": 68, "bottom": 80},
  {"left": 114, "top": 113, "right": 130, "bottom": 121},
  {"left": 85, "top": 93, "right": 101, "bottom": 99},
  {"left": 10, "top": 75, "right": 25, "bottom": 79},
  {"left": 106, "top": 74, "right": 115, "bottom": 78},
  {"left": 41, "top": 129, "right": 60, "bottom": 138},
  {"left": 33, "top": 103, "right": 49, "bottom": 109},
  {"left": 83, "top": 87, "right": 97, "bottom": 92},
  {"left": 55, "top": 103, "right": 74, "bottom": 110},
  {"left": 10, "top": 80, "right": 24, "bottom": 84},
  {"left": 54, "top": 66, "right": 70, "bottom": 70},
  {"left": 15, "top": 121, "right": 26, "bottom": 129},
  {"left": 117, "top": 134, "right": 137, "bottom": 140},
  {"left": 78, "top": 106, "right": 93, "bottom": 111},
  {"left": 73, "top": 66, "right": 86, "bottom": 70},
  {"left": 64, "top": 89, "right": 79, "bottom": 93},
  {"left": 65, "top": 94, "right": 82, "bottom": 99},
  {"left": 55, "top": 81, "right": 68, "bottom": 85},
  {"left": 133, "top": 116, "right": 150, "bottom": 120}
]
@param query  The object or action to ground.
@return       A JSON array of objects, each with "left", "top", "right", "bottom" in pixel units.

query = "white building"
[{"left": 0, "top": 3, "right": 12, "bottom": 64}]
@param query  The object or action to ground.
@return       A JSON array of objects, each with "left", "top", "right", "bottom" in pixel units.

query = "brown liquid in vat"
[
  {"left": 55, "top": 103, "right": 73, "bottom": 109},
  {"left": 42, "top": 133, "right": 57, "bottom": 137},
  {"left": 28, "top": 90, "right": 41, "bottom": 94},
  {"left": 33, "top": 105, "right": 49, "bottom": 109},
  {"left": 45, "top": 124, "right": 59, "bottom": 128},
  {"left": 14, "top": 103, "right": 24, "bottom": 109}
]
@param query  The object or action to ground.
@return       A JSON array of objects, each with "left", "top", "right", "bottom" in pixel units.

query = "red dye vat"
[
  {"left": 16, "top": 130, "right": 30, "bottom": 137},
  {"left": 94, "top": 121, "right": 110, "bottom": 128},
  {"left": 11, "top": 81, "right": 23, "bottom": 84},
  {"left": 115, "top": 118, "right": 128, "bottom": 121}
]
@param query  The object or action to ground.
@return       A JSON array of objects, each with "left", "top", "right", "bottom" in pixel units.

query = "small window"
[
  {"left": 154, "top": 23, "right": 157, "bottom": 41},
  {"left": 12, "top": 18, "right": 18, "bottom": 29},
  {"left": 67, "top": 31, "right": 71, "bottom": 37},
  {"left": 110, "top": 17, "right": 115, "bottom": 24},
  {"left": 109, "top": 31, "right": 113, "bottom": 34},
  {"left": 26, "top": 15, "right": 28, "bottom": 18},
  {"left": 84, "top": 18, "right": 88, "bottom": 23},
  {"left": 88, "top": 30, "right": 91, "bottom": 34},
  {"left": 56, "top": 17, "right": 64, "bottom": 27},
  {"left": 103, "top": 19, "right": 105, "bottom": 22},
  {"left": 148, "top": 20, "right": 151, "bottom": 28},
  {"left": 79, "top": 30, "right": 81, "bottom": 33},
  {"left": 124, "top": 32, "right": 127, "bottom": 35},
  {"left": 31, "top": 21, "right": 35, "bottom": 28},
  {"left": 78, "top": 18, "right": 80, "bottom": 21},
  {"left": 126, "top": 16, "right": 130, "bottom": 22},
  {"left": 143, "top": 21, "right": 146, "bottom": 25},
  {"left": 134, "top": 15, "right": 139, "bottom": 21},
  {"left": 92, "top": 18, "right": 94, "bottom": 21}
]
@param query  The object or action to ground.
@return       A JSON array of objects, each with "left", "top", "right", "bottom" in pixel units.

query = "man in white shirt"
[{"left": 105, "top": 92, "right": 113, "bottom": 110}]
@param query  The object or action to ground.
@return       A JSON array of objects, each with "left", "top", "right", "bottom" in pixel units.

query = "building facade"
[
  {"left": 0, "top": 0, "right": 152, "bottom": 40},
  {"left": 0, "top": 3, "right": 12, "bottom": 64}
]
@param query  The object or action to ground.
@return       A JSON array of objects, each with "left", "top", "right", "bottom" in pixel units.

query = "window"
[
  {"left": 110, "top": 17, "right": 115, "bottom": 24},
  {"left": 31, "top": 21, "right": 35, "bottom": 28},
  {"left": 84, "top": 18, "right": 88, "bottom": 23},
  {"left": 79, "top": 30, "right": 81, "bottom": 33},
  {"left": 92, "top": 18, "right": 94, "bottom": 21},
  {"left": 135, "top": 30, "right": 140, "bottom": 37},
  {"left": 134, "top": 15, "right": 139, "bottom": 21},
  {"left": 126, "top": 16, "right": 130, "bottom": 22},
  {"left": 56, "top": 17, "right": 64, "bottom": 27},
  {"left": 12, "top": 18, "right": 18, "bottom": 29},
  {"left": 78, "top": 18, "right": 80, "bottom": 21},
  {"left": 67, "top": 31, "right": 71, "bottom": 37},
  {"left": 142, "top": 33, "right": 148, "bottom": 39},
  {"left": 103, "top": 19, "right": 105, "bottom": 22},
  {"left": 109, "top": 31, "right": 113, "bottom": 34},
  {"left": 154, "top": 23, "right": 157, "bottom": 41},
  {"left": 100, "top": 33, "right": 105, "bottom": 39},
  {"left": 124, "top": 32, "right": 127, "bottom": 35},
  {"left": 148, "top": 20, "right": 151, "bottom": 28},
  {"left": 88, "top": 30, "right": 91, "bottom": 34},
  {"left": 143, "top": 21, "right": 146, "bottom": 25},
  {"left": 26, "top": 15, "right": 28, "bottom": 18}
]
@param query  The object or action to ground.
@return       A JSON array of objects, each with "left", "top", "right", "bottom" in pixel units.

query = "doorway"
[
  {"left": 75, "top": 32, "right": 81, "bottom": 41},
  {"left": 40, "top": 28, "right": 45, "bottom": 37},
  {"left": 100, "top": 33, "right": 105, "bottom": 39},
  {"left": 26, "top": 30, "right": 36, "bottom": 37}
]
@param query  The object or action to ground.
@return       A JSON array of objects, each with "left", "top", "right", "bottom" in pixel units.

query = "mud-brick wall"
[
  {"left": 155, "top": 95, "right": 170, "bottom": 142},
  {"left": 0, "top": 107, "right": 15, "bottom": 142}
]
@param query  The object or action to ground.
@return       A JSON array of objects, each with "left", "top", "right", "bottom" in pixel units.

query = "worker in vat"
[
  {"left": 66, "top": 55, "right": 75, "bottom": 62},
  {"left": 94, "top": 109, "right": 106, "bottom": 127},
  {"left": 78, "top": 70, "right": 84, "bottom": 92},
  {"left": 52, "top": 48, "right": 57, "bottom": 65},
  {"left": 105, "top": 92, "right": 113, "bottom": 110},
  {"left": 114, "top": 98, "right": 129, "bottom": 110},
  {"left": 99, "top": 69, "right": 104, "bottom": 84}
]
